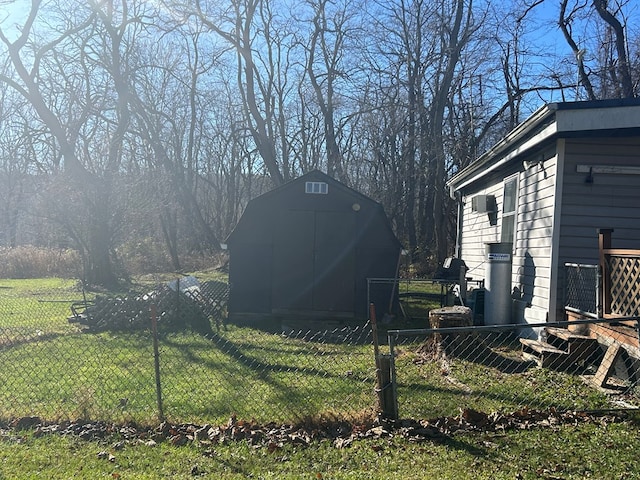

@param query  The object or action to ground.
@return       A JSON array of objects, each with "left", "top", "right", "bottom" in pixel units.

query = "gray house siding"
[
  {"left": 559, "top": 137, "right": 640, "bottom": 265},
  {"left": 459, "top": 181, "right": 503, "bottom": 279},
  {"left": 554, "top": 138, "right": 640, "bottom": 320},
  {"left": 458, "top": 149, "right": 559, "bottom": 324},
  {"left": 513, "top": 151, "right": 558, "bottom": 323}
]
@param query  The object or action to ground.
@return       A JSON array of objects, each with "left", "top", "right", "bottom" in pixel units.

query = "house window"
[
  {"left": 305, "top": 181, "right": 328, "bottom": 194},
  {"left": 501, "top": 175, "right": 518, "bottom": 244}
]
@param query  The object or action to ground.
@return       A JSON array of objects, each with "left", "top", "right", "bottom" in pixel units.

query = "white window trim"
[
  {"left": 501, "top": 174, "right": 519, "bottom": 245},
  {"left": 305, "top": 181, "right": 328, "bottom": 194}
]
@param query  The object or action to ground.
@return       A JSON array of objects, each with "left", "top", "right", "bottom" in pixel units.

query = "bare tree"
[
  {"left": 555, "top": 0, "right": 636, "bottom": 99},
  {"left": 592, "top": 0, "right": 634, "bottom": 97},
  {"left": 195, "top": 0, "right": 285, "bottom": 186},
  {"left": 304, "top": 0, "right": 355, "bottom": 180},
  {"left": 129, "top": 18, "right": 225, "bottom": 269},
  {"left": 0, "top": 82, "right": 34, "bottom": 247},
  {"left": 559, "top": 0, "right": 597, "bottom": 99},
  {"left": 0, "top": 0, "right": 161, "bottom": 286},
  {"left": 0, "top": 1, "right": 119, "bottom": 285}
]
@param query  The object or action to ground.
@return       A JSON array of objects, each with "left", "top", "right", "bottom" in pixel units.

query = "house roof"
[{"left": 447, "top": 98, "right": 640, "bottom": 196}]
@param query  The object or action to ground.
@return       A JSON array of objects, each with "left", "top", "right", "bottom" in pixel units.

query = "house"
[
  {"left": 447, "top": 98, "right": 640, "bottom": 327},
  {"left": 226, "top": 170, "right": 402, "bottom": 324}
]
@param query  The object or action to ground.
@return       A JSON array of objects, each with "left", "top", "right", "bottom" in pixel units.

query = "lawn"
[
  {"left": 1, "top": 417, "right": 640, "bottom": 479},
  {"left": 0, "top": 276, "right": 377, "bottom": 425},
  {"left": 391, "top": 340, "right": 610, "bottom": 420},
  {"left": 0, "top": 324, "right": 376, "bottom": 425},
  {"left": 0, "top": 275, "right": 625, "bottom": 425},
  {"left": 2, "top": 276, "right": 640, "bottom": 477}
]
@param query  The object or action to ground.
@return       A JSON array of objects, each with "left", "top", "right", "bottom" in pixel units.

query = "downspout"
[
  {"left": 454, "top": 190, "right": 463, "bottom": 259},
  {"left": 453, "top": 189, "right": 466, "bottom": 304}
]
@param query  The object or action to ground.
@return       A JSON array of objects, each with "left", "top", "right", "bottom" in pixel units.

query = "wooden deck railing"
[{"left": 598, "top": 229, "right": 640, "bottom": 322}]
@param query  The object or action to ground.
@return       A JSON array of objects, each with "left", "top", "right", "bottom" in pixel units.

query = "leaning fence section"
[
  {"left": 0, "top": 278, "right": 377, "bottom": 426},
  {"left": 564, "top": 263, "right": 598, "bottom": 318},
  {"left": 387, "top": 318, "right": 640, "bottom": 421}
]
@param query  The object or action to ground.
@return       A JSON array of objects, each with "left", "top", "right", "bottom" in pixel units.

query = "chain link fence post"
[{"left": 151, "top": 303, "right": 164, "bottom": 422}]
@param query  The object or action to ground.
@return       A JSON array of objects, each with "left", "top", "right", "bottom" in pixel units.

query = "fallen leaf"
[{"left": 267, "top": 442, "right": 281, "bottom": 453}]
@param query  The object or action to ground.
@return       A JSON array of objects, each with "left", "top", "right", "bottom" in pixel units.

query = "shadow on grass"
[
  {"left": 396, "top": 379, "right": 565, "bottom": 415},
  {"left": 417, "top": 333, "right": 534, "bottom": 374},
  {"left": 0, "top": 331, "right": 72, "bottom": 351},
  {"left": 161, "top": 330, "right": 373, "bottom": 384},
  {"left": 158, "top": 329, "right": 377, "bottom": 422}
]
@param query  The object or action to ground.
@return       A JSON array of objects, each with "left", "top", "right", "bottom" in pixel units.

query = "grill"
[{"left": 434, "top": 257, "right": 468, "bottom": 283}]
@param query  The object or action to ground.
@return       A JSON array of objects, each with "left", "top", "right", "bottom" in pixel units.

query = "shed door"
[
  {"left": 272, "top": 210, "right": 315, "bottom": 310},
  {"left": 313, "top": 211, "right": 356, "bottom": 312},
  {"left": 272, "top": 210, "right": 356, "bottom": 313}
]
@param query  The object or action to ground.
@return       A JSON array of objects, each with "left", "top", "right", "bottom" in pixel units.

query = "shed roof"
[
  {"left": 250, "top": 169, "right": 375, "bottom": 204},
  {"left": 226, "top": 169, "right": 401, "bottom": 248}
]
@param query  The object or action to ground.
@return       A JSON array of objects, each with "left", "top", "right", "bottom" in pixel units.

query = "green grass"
[
  {"left": 392, "top": 345, "right": 610, "bottom": 420},
  {"left": 0, "top": 277, "right": 378, "bottom": 425},
  {"left": 2, "top": 276, "right": 640, "bottom": 477},
  {"left": 0, "top": 325, "right": 375, "bottom": 425},
  {"left": 1, "top": 420, "right": 640, "bottom": 479}
]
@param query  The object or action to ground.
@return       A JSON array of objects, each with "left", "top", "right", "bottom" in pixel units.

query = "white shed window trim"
[{"left": 305, "top": 181, "right": 329, "bottom": 194}]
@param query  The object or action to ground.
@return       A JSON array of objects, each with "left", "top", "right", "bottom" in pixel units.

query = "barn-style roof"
[{"left": 226, "top": 169, "right": 401, "bottom": 249}]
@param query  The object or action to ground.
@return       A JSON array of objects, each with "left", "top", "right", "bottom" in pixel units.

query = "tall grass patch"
[{"left": 0, "top": 247, "right": 81, "bottom": 278}]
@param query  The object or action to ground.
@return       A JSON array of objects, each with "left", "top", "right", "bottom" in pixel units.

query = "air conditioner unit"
[{"left": 471, "top": 195, "right": 494, "bottom": 213}]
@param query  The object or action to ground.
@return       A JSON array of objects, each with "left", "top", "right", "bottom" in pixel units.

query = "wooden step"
[
  {"left": 545, "top": 327, "right": 600, "bottom": 365},
  {"left": 520, "top": 338, "right": 569, "bottom": 369},
  {"left": 545, "top": 327, "right": 593, "bottom": 342}
]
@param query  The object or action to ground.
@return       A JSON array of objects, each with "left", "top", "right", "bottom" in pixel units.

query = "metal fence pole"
[
  {"left": 388, "top": 332, "right": 399, "bottom": 420},
  {"left": 151, "top": 303, "right": 165, "bottom": 422}
]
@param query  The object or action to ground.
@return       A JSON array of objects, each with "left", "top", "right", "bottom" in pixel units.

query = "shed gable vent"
[{"left": 305, "top": 181, "right": 328, "bottom": 194}]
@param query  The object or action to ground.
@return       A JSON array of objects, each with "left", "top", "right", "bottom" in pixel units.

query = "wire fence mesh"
[
  {"left": 387, "top": 318, "right": 640, "bottom": 421},
  {"left": 0, "top": 277, "right": 377, "bottom": 426}
]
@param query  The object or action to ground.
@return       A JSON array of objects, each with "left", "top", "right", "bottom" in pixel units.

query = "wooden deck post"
[{"left": 598, "top": 228, "right": 614, "bottom": 317}]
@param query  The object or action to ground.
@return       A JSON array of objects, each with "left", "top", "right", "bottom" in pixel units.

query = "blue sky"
[{"left": 1, "top": 0, "right": 30, "bottom": 40}]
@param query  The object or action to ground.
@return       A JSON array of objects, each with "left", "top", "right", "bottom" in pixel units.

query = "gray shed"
[{"left": 226, "top": 170, "right": 402, "bottom": 323}]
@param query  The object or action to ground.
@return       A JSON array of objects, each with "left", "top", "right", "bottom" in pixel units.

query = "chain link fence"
[
  {"left": 0, "top": 276, "right": 377, "bottom": 426},
  {"left": 4, "top": 274, "right": 640, "bottom": 427},
  {"left": 386, "top": 318, "right": 640, "bottom": 421},
  {"left": 564, "top": 263, "right": 598, "bottom": 317}
]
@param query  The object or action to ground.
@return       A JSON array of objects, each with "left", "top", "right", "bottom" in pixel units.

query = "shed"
[
  {"left": 447, "top": 98, "right": 640, "bottom": 326},
  {"left": 226, "top": 170, "right": 402, "bottom": 323}
]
